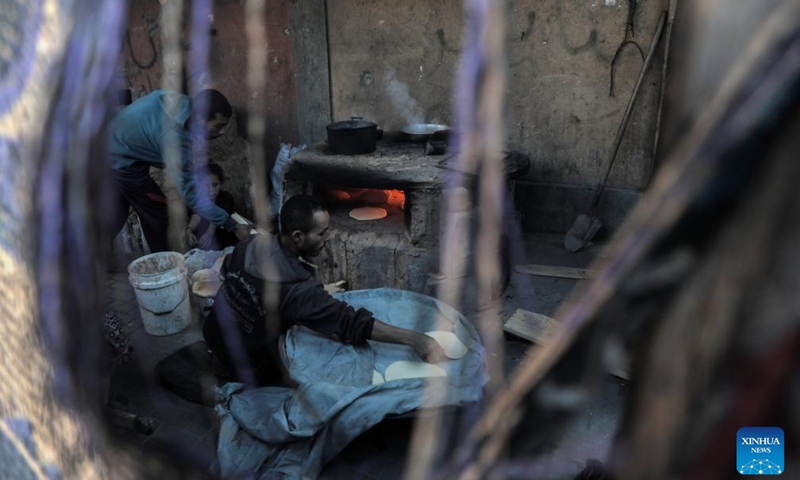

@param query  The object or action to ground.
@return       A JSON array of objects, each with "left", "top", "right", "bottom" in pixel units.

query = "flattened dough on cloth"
[
  {"left": 425, "top": 330, "right": 468, "bottom": 359},
  {"left": 349, "top": 207, "right": 387, "bottom": 221},
  {"left": 211, "top": 253, "right": 227, "bottom": 273},
  {"left": 384, "top": 361, "right": 447, "bottom": 382},
  {"left": 191, "top": 269, "right": 222, "bottom": 297}
]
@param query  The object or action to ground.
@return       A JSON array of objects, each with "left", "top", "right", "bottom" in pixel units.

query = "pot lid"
[{"left": 327, "top": 117, "right": 377, "bottom": 131}]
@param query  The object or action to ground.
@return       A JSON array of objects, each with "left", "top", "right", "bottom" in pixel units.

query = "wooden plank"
[
  {"left": 514, "top": 264, "right": 597, "bottom": 280},
  {"left": 289, "top": 0, "right": 332, "bottom": 145},
  {"left": 503, "top": 309, "right": 558, "bottom": 345},
  {"left": 504, "top": 309, "right": 630, "bottom": 380}
]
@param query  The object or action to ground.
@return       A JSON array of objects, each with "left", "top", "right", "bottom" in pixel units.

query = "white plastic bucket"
[{"left": 128, "top": 252, "right": 191, "bottom": 336}]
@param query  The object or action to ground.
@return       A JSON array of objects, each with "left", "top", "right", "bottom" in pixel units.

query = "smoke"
[{"left": 384, "top": 68, "right": 425, "bottom": 125}]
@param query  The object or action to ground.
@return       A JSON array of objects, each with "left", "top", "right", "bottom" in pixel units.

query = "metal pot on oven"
[{"left": 326, "top": 117, "right": 382, "bottom": 155}]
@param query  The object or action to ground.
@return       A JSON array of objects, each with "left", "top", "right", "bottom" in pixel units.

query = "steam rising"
[{"left": 384, "top": 68, "right": 425, "bottom": 125}]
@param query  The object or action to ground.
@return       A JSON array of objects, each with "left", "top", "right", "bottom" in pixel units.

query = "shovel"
[{"left": 565, "top": 11, "right": 667, "bottom": 253}]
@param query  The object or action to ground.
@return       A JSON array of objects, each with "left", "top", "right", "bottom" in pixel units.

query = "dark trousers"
[
  {"left": 202, "top": 298, "right": 293, "bottom": 387},
  {"left": 111, "top": 169, "right": 170, "bottom": 253}
]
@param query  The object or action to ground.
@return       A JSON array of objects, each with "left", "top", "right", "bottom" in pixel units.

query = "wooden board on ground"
[
  {"left": 514, "top": 264, "right": 597, "bottom": 280},
  {"left": 503, "top": 308, "right": 630, "bottom": 381},
  {"left": 503, "top": 309, "right": 559, "bottom": 345}
]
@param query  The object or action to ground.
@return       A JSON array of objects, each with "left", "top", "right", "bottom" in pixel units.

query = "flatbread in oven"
[{"left": 349, "top": 207, "right": 388, "bottom": 221}]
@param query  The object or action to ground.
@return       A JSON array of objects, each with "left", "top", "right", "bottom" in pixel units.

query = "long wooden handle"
[{"left": 592, "top": 11, "right": 668, "bottom": 211}]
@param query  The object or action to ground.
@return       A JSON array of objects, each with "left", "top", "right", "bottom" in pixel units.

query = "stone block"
[{"left": 404, "top": 188, "right": 441, "bottom": 247}]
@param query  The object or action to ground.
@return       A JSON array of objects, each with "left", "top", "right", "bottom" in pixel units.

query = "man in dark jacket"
[
  {"left": 108, "top": 89, "right": 250, "bottom": 252},
  {"left": 203, "top": 194, "right": 446, "bottom": 386}
]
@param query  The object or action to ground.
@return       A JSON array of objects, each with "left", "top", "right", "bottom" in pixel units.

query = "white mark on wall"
[
  {"left": 419, "top": 65, "right": 424, "bottom": 82},
  {"left": 593, "top": 0, "right": 619, "bottom": 7},
  {"left": 384, "top": 68, "right": 425, "bottom": 125}
]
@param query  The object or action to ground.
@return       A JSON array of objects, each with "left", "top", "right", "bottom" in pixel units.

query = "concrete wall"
[
  {"left": 122, "top": 0, "right": 671, "bottom": 234},
  {"left": 326, "top": 0, "right": 668, "bottom": 191}
]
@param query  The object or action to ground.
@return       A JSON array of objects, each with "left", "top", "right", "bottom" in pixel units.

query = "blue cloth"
[
  {"left": 108, "top": 90, "right": 232, "bottom": 228},
  {"left": 213, "top": 288, "right": 487, "bottom": 480},
  {"left": 269, "top": 143, "right": 306, "bottom": 216},
  {"left": 1, "top": 418, "right": 60, "bottom": 480}
]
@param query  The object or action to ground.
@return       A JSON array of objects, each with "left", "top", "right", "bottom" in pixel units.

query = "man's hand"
[
  {"left": 199, "top": 231, "right": 214, "bottom": 249},
  {"left": 233, "top": 223, "right": 251, "bottom": 240},
  {"left": 410, "top": 334, "right": 448, "bottom": 364},
  {"left": 370, "top": 320, "right": 448, "bottom": 364},
  {"left": 185, "top": 228, "right": 198, "bottom": 248}
]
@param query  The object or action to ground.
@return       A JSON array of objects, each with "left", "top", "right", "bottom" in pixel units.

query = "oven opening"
[
  {"left": 316, "top": 186, "right": 407, "bottom": 231},
  {"left": 321, "top": 187, "right": 405, "bottom": 210}
]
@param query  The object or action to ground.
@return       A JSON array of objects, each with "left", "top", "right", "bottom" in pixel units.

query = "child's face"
[{"left": 206, "top": 174, "right": 221, "bottom": 201}]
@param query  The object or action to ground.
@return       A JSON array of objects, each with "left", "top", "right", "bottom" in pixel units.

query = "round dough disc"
[
  {"left": 211, "top": 253, "right": 227, "bottom": 273},
  {"left": 349, "top": 207, "right": 387, "bottom": 221},
  {"left": 372, "top": 370, "right": 385, "bottom": 385},
  {"left": 425, "top": 330, "right": 468, "bottom": 359},
  {"left": 191, "top": 269, "right": 221, "bottom": 298},
  {"left": 384, "top": 361, "right": 447, "bottom": 382}
]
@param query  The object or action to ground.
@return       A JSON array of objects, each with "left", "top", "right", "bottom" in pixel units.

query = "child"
[{"left": 185, "top": 163, "right": 238, "bottom": 250}]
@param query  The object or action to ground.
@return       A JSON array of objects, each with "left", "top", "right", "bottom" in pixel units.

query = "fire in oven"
[{"left": 318, "top": 186, "right": 406, "bottom": 225}]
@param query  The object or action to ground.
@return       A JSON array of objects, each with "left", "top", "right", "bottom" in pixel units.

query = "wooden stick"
[
  {"left": 452, "top": 3, "right": 800, "bottom": 479},
  {"left": 403, "top": 0, "right": 509, "bottom": 478},
  {"left": 514, "top": 264, "right": 597, "bottom": 280},
  {"left": 647, "top": 0, "right": 678, "bottom": 186}
]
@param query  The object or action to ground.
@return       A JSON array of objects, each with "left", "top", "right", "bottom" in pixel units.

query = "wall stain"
[
  {"left": 422, "top": 79, "right": 449, "bottom": 92},
  {"left": 127, "top": 28, "right": 157, "bottom": 70},
  {"left": 520, "top": 11, "right": 536, "bottom": 41},
  {"left": 555, "top": 4, "right": 611, "bottom": 63},
  {"left": 436, "top": 28, "right": 460, "bottom": 54},
  {"left": 125, "top": 7, "right": 195, "bottom": 97},
  {"left": 127, "top": 13, "right": 162, "bottom": 71},
  {"left": 509, "top": 55, "right": 533, "bottom": 69},
  {"left": 510, "top": 11, "right": 537, "bottom": 69},
  {"left": 570, "top": 29, "right": 599, "bottom": 55},
  {"left": 425, "top": 28, "right": 460, "bottom": 79}
]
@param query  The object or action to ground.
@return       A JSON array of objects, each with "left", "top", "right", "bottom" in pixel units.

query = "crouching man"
[{"left": 203, "top": 194, "right": 446, "bottom": 386}]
